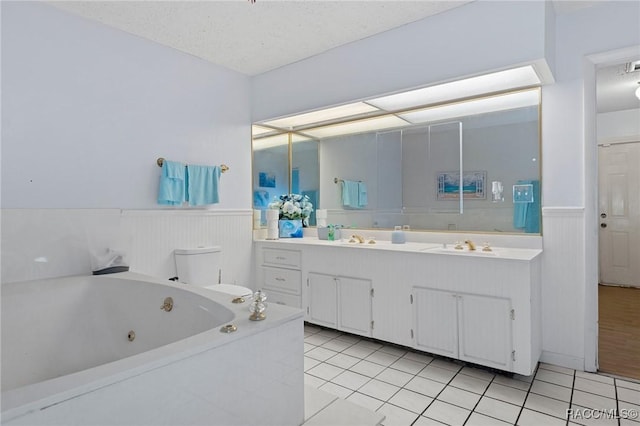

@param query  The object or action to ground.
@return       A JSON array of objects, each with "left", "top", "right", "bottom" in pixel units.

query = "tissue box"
[
  {"left": 317, "top": 227, "right": 342, "bottom": 240},
  {"left": 279, "top": 219, "right": 303, "bottom": 238}
]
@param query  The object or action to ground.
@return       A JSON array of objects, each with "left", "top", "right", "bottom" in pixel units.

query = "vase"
[{"left": 279, "top": 219, "right": 303, "bottom": 238}]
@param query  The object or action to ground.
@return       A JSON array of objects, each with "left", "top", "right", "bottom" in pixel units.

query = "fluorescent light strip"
[
  {"left": 253, "top": 133, "right": 312, "bottom": 151},
  {"left": 368, "top": 66, "right": 541, "bottom": 112},
  {"left": 261, "top": 102, "right": 380, "bottom": 130},
  {"left": 251, "top": 125, "right": 276, "bottom": 136},
  {"left": 398, "top": 89, "right": 540, "bottom": 124},
  {"left": 303, "top": 115, "right": 409, "bottom": 139}
]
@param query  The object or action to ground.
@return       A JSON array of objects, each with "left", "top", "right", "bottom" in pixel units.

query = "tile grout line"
[
  {"left": 567, "top": 369, "right": 576, "bottom": 426},
  {"left": 460, "top": 371, "right": 497, "bottom": 425},
  {"left": 513, "top": 364, "right": 538, "bottom": 426},
  {"left": 410, "top": 362, "right": 465, "bottom": 426},
  {"left": 614, "top": 378, "right": 621, "bottom": 426}
]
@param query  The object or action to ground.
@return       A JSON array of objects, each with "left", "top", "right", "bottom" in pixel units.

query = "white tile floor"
[{"left": 304, "top": 324, "right": 640, "bottom": 426}]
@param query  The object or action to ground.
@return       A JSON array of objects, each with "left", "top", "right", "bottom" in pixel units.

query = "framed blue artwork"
[
  {"left": 259, "top": 172, "right": 276, "bottom": 188},
  {"left": 437, "top": 171, "right": 486, "bottom": 200}
]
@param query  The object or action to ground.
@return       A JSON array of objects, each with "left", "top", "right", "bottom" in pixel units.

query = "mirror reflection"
[
  {"left": 252, "top": 88, "right": 541, "bottom": 235},
  {"left": 292, "top": 140, "right": 319, "bottom": 226},
  {"left": 252, "top": 134, "right": 290, "bottom": 226}
]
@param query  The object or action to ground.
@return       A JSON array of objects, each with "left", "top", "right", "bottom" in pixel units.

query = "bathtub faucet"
[
  {"left": 160, "top": 297, "right": 174, "bottom": 312},
  {"left": 464, "top": 240, "right": 476, "bottom": 251}
]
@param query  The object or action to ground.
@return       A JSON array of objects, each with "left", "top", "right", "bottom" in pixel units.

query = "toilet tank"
[{"left": 174, "top": 246, "right": 222, "bottom": 287}]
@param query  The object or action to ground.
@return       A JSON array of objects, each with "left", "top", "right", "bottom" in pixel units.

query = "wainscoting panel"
[
  {"left": 122, "top": 210, "right": 253, "bottom": 287},
  {"left": 540, "top": 207, "right": 586, "bottom": 370},
  {"left": 1, "top": 209, "right": 254, "bottom": 288}
]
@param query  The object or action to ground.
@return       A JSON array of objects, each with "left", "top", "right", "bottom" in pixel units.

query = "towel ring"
[{"left": 156, "top": 157, "right": 229, "bottom": 173}]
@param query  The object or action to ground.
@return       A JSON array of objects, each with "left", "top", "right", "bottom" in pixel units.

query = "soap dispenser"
[{"left": 391, "top": 226, "right": 406, "bottom": 244}]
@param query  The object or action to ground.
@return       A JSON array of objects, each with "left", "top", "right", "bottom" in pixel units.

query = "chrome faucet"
[{"left": 464, "top": 240, "right": 476, "bottom": 251}]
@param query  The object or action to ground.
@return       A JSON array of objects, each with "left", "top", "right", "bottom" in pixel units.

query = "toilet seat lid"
[{"left": 207, "top": 283, "right": 253, "bottom": 298}]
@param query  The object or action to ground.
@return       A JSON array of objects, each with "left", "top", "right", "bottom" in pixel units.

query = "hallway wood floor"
[{"left": 598, "top": 284, "right": 640, "bottom": 380}]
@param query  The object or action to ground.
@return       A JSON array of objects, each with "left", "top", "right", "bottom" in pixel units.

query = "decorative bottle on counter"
[
  {"left": 328, "top": 225, "right": 335, "bottom": 241},
  {"left": 391, "top": 226, "right": 406, "bottom": 244}
]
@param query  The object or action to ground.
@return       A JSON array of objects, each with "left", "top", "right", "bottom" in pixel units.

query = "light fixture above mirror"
[{"left": 255, "top": 64, "right": 544, "bottom": 134}]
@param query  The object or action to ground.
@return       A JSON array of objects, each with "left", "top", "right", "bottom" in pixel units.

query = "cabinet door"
[
  {"left": 458, "top": 294, "right": 512, "bottom": 370},
  {"left": 337, "top": 277, "right": 372, "bottom": 337},
  {"left": 413, "top": 288, "right": 458, "bottom": 358},
  {"left": 307, "top": 273, "right": 337, "bottom": 328}
]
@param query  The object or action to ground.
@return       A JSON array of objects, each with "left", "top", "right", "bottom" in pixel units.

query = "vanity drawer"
[
  {"left": 265, "top": 290, "right": 302, "bottom": 309},
  {"left": 263, "top": 248, "right": 301, "bottom": 269},
  {"left": 262, "top": 266, "right": 302, "bottom": 294}
]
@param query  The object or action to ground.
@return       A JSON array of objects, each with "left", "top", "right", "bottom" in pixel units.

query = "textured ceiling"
[
  {"left": 48, "top": 1, "right": 636, "bottom": 113},
  {"left": 597, "top": 62, "right": 640, "bottom": 114},
  {"left": 49, "top": 0, "right": 473, "bottom": 76}
]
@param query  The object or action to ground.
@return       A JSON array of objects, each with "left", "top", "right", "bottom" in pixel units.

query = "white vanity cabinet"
[
  {"left": 307, "top": 272, "right": 373, "bottom": 337},
  {"left": 413, "top": 288, "right": 513, "bottom": 371},
  {"left": 254, "top": 239, "right": 541, "bottom": 376},
  {"left": 409, "top": 253, "right": 541, "bottom": 376},
  {"left": 256, "top": 244, "right": 303, "bottom": 308}
]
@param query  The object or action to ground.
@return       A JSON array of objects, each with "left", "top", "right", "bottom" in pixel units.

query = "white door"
[
  {"left": 598, "top": 142, "right": 640, "bottom": 287},
  {"left": 337, "top": 277, "right": 372, "bottom": 337},
  {"left": 457, "top": 294, "right": 512, "bottom": 370},
  {"left": 307, "top": 273, "right": 337, "bottom": 327},
  {"left": 413, "top": 288, "right": 458, "bottom": 358}
]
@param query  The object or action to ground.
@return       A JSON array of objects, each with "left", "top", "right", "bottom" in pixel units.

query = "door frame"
[{"left": 585, "top": 45, "right": 640, "bottom": 372}]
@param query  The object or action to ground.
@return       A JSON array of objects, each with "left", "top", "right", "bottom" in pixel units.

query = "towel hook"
[{"left": 156, "top": 157, "right": 229, "bottom": 173}]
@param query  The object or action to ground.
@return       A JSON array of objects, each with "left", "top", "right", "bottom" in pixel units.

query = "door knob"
[
  {"left": 600, "top": 223, "right": 607, "bottom": 228},
  {"left": 600, "top": 213, "right": 607, "bottom": 218}
]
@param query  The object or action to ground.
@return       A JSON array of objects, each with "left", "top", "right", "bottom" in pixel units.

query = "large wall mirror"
[{"left": 252, "top": 67, "right": 542, "bottom": 235}]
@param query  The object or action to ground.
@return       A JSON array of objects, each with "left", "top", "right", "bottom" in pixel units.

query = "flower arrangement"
[{"left": 268, "top": 193, "right": 314, "bottom": 226}]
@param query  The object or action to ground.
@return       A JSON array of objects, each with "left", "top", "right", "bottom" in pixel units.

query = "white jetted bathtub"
[{"left": 1, "top": 272, "right": 304, "bottom": 425}]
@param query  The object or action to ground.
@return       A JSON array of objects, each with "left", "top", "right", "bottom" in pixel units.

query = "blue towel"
[
  {"left": 358, "top": 182, "right": 368, "bottom": 208},
  {"left": 157, "top": 160, "right": 186, "bottom": 205},
  {"left": 524, "top": 180, "right": 540, "bottom": 233},
  {"left": 187, "top": 165, "right": 221, "bottom": 206},
  {"left": 513, "top": 180, "right": 540, "bottom": 233},
  {"left": 341, "top": 180, "right": 360, "bottom": 208}
]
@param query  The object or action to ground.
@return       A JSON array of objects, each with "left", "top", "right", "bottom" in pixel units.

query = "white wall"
[
  {"left": 542, "top": 1, "right": 639, "bottom": 371},
  {"left": 1, "top": 2, "right": 251, "bottom": 210},
  {"left": 251, "top": 0, "right": 550, "bottom": 122},
  {"left": 1, "top": 2, "right": 254, "bottom": 284},
  {"left": 250, "top": 0, "right": 640, "bottom": 371},
  {"left": 597, "top": 109, "right": 640, "bottom": 143}
]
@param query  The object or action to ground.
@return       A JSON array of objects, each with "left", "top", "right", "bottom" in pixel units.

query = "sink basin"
[
  {"left": 423, "top": 247, "right": 498, "bottom": 256},
  {"left": 339, "top": 241, "right": 378, "bottom": 247}
]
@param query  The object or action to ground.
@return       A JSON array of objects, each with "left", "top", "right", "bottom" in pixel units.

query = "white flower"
[
  {"left": 283, "top": 201, "right": 296, "bottom": 215},
  {"left": 271, "top": 193, "right": 314, "bottom": 222}
]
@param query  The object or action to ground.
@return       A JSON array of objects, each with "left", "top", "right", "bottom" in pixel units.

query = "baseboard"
[{"left": 540, "top": 351, "right": 587, "bottom": 372}]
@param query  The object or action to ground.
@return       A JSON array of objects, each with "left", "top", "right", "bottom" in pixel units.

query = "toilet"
[{"left": 174, "top": 246, "right": 253, "bottom": 298}]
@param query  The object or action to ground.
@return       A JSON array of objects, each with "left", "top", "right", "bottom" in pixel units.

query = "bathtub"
[{"left": 1, "top": 272, "right": 304, "bottom": 425}]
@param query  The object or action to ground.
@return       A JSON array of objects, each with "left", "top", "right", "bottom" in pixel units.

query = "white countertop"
[{"left": 254, "top": 237, "right": 542, "bottom": 261}]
